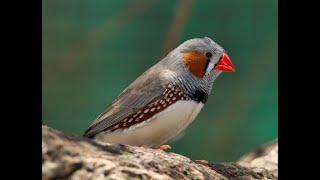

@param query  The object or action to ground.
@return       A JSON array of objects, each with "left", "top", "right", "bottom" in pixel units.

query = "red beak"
[{"left": 214, "top": 53, "right": 235, "bottom": 72}]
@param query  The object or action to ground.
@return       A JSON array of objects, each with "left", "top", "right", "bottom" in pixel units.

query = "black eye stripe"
[{"left": 204, "top": 59, "right": 210, "bottom": 74}]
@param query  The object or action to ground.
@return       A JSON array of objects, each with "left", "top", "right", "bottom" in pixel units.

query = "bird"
[{"left": 83, "top": 37, "right": 235, "bottom": 150}]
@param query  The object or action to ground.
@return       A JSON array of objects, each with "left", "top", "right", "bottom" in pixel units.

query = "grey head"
[{"left": 158, "top": 37, "right": 231, "bottom": 103}]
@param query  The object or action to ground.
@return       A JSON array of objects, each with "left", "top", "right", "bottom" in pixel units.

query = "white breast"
[{"left": 94, "top": 100, "right": 204, "bottom": 147}]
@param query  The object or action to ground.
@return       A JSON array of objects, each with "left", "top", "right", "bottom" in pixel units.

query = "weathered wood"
[{"left": 42, "top": 125, "right": 277, "bottom": 180}]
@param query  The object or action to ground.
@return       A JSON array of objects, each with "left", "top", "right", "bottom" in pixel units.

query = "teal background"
[{"left": 43, "top": 0, "right": 278, "bottom": 162}]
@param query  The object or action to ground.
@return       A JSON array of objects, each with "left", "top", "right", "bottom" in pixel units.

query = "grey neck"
[
  {"left": 159, "top": 51, "right": 222, "bottom": 103},
  {"left": 175, "top": 70, "right": 221, "bottom": 103}
]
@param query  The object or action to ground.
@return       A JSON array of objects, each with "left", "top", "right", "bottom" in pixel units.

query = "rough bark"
[
  {"left": 42, "top": 125, "right": 277, "bottom": 180},
  {"left": 238, "top": 140, "right": 278, "bottom": 177}
]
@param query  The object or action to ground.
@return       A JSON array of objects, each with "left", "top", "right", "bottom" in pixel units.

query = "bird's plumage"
[
  {"left": 94, "top": 100, "right": 204, "bottom": 147},
  {"left": 84, "top": 65, "right": 169, "bottom": 137},
  {"left": 83, "top": 37, "right": 235, "bottom": 147}
]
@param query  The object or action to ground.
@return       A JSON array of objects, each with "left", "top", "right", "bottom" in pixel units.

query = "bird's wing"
[{"left": 83, "top": 66, "right": 170, "bottom": 137}]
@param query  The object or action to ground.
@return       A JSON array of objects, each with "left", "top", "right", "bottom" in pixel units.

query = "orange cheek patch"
[{"left": 183, "top": 51, "right": 208, "bottom": 78}]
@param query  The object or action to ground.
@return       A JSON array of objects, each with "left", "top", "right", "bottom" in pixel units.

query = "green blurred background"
[{"left": 42, "top": 0, "right": 277, "bottom": 162}]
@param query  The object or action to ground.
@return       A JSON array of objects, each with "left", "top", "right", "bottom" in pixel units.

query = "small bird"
[{"left": 84, "top": 37, "right": 235, "bottom": 150}]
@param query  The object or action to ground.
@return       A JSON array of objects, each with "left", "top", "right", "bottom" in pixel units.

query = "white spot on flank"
[
  {"left": 151, "top": 108, "right": 155, "bottom": 112},
  {"left": 128, "top": 118, "right": 133, "bottom": 122},
  {"left": 169, "top": 93, "right": 173, "bottom": 97},
  {"left": 144, "top": 109, "right": 149, "bottom": 113},
  {"left": 139, "top": 114, "right": 144, "bottom": 118},
  {"left": 172, "top": 97, "right": 176, "bottom": 101},
  {"left": 157, "top": 106, "right": 161, "bottom": 110}
]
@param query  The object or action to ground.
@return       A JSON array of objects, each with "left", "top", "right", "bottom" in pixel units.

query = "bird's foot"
[
  {"left": 154, "top": 144, "right": 172, "bottom": 151},
  {"left": 141, "top": 144, "right": 172, "bottom": 151}
]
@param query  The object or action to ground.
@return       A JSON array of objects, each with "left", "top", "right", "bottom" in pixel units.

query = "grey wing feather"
[{"left": 83, "top": 65, "right": 170, "bottom": 137}]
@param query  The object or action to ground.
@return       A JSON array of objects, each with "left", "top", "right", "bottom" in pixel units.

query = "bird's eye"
[{"left": 205, "top": 52, "right": 212, "bottom": 58}]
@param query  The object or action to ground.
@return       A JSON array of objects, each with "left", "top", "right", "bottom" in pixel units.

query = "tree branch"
[{"left": 42, "top": 125, "right": 277, "bottom": 180}]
